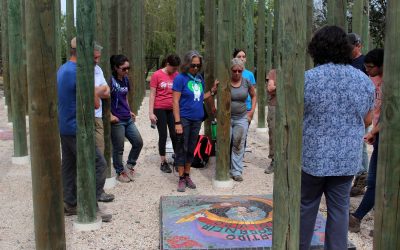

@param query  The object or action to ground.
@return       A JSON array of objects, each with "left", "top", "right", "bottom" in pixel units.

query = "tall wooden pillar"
[
  {"left": 266, "top": 10, "right": 273, "bottom": 73},
  {"left": 26, "top": 1, "right": 66, "bottom": 248},
  {"left": 65, "top": 0, "right": 74, "bottom": 59},
  {"left": 176, "top": 0, "right": 200, "bottom": 59},
  {"left": 272, "top": 0, "right": 306, "bottom": 249},
  {"left": 361, "top": 0, "right": 370, "bottom": 54},
  {"left": 1, "top": 0, "right": 12, "bottom": 122},
  {"left": 96, "top": 0, "right": 112, "bottom": 177},
  {"left": 244, "top": 0, "right": 255, "bottom": 72},
  {"left": 305, "top": 0, "right": 313, "bottom": 70},
  {"left": 327, "top": 0, "right": 347, "bottom": 30},
  {"left": 374, "top": 0, "right": 400, "bottom": 248},
  {"left": 8, "top": 0, "right": 28, "bottom": 158},
  {"left": 109, "top": 1, "right": 118, "bottom": 55},
  {"left": 257, "top": 0, "right": 266, "bottom": 128},
  {"left": 204, "top": 0, "right": 217, "bottom": 138},
  {"left": 76, "top": 0, "right": 97, "bottom": 223},
  {"left": 215, "top": 0, "right": 233, "bottom": 182}
]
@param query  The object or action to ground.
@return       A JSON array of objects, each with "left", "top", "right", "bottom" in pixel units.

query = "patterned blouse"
[{"left": 302, "top": 63, "right": 375, "bottom": 176}]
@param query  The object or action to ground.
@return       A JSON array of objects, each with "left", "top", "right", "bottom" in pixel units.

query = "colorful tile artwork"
[{"left": 160, "top": 195, "right": 355, "bottom": 250}]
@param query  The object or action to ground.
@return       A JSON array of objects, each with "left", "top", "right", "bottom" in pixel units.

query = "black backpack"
[{"left": 191, "top": 135, "right": 213, "bottom": 168}]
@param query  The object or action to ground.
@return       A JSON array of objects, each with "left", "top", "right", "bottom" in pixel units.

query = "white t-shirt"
[{"left": 94, "top": 65, "right": 107, "bottom": 118}]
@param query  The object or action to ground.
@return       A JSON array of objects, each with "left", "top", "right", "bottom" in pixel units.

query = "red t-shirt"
[{"left": 150, "top": 69, "right": 178, "bottom": 110}]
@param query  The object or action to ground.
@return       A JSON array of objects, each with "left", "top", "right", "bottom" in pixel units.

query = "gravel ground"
[{"left": 0, "top": 90, "right": 373, "bottom": 249}]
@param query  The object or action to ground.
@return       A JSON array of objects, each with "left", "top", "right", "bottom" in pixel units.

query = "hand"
[
  {"left": 247, "top": 111, "right": 254, "bottom": 123},
  {"left": 110, "top": 114, "right": 119, "bottom": 124},
  {"left": 149, "top": 113, "right": 157, "bottom": 124},
  {"left": 212, "top": 79, "right": 219, "bottom": 93},
  {"left": 175, "top": 124, "right": 183, "bottom": 134},
  {"left": 211, "top": 105, "right": 217, "bottom": 115},
  {"left": 130, "top": 112, "right": 136, "bottom": 121},
  {"left": 364, "top": 132, "right": 375, "bottom": 145}
]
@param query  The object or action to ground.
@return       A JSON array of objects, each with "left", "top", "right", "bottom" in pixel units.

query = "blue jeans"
[
  {"left": 353, "top": 133, "right": 379, "bottom": 220},
  {"left": 111, "top": 118, "right": 143, "bottom": 174},
  {"left": 230, "top": 115, "right": 249, "bottom": 177},
  {"left": 175, "top": 118, "right": 202, "bottom": 166},
  {"left": 300, "top": 171, "right": 353, "bottom": 250}
]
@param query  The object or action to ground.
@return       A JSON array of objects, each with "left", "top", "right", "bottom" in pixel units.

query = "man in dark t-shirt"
[{"left": 347, "top": 33, "right": 369, "bottom": 197}]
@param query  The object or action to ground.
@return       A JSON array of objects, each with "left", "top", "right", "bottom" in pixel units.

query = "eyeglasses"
[
  {"left": 364, "top": 64, "right": 376, "bottom": 69},
  {"left": 119, "top": 66, "right": 130, "bottom": 72},
  {"left": 190, "top": 64, "right": 201, "bottom": 68},
  {"left": 231, "top": 69, "right": 243, "bottom": 73}
]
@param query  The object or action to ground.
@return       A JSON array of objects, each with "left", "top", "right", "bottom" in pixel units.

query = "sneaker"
[
  {"left": 160, "top": 162, "right": 172, "bottom": 173},
  {"left": 96, "top": 205, "right": 112, "bottom": 223},
  {"left": 64, "top": 202, "right": 77, "bottom": 216},
  {"left": 349, "top": 214, "right": 361, "bottom": 233},
  {"left": 124, "top": 164, "right": 136, "bottom": 181},
  {"left": 264, "top": 161, "right": 274, "bottom": 174},
  {"left": 185, "top": 175, "right": 197, "bottom": 189},
  {"left": 98, "top": 192, "right": 115, "bottom": 202},
  {"left": 232, "top": 175, "right": 243, "bottom": 182},
  {"left": 177, "top": 178, "right": 186, "bottom": 192},
  {"left": 117, "top": 171, "right": 131, "bottom": 183},
  {"left": 350, "top": 173, "right": 367, "bottom": 197}
]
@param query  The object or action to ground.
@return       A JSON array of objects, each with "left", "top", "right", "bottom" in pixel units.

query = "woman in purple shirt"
[{"left": 109, "top": 55, "right": 143, "bottom": 183}]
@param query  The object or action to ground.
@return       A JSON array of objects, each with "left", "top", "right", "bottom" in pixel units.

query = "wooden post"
[
  {"left": 176, "top": 0, "right": 200, "bottom": 58},
  {"left": 257, "top": 0, "right": 266, "bottom": 129},
  {"left": 244, "top": 0, "right": 255, "bottom": 72},
  {"left": 327, "top": 0, "right": 347, "bottom": 30},
  {"left": 233, "top": 0, "right": 244, "bottom": 49},
  {"left": 361, "top": 0, "right": 370, "bottom": 54},
  {"left": 117, "top": 0, "right": 127, "bottom": 55},
  {"left": 266, "top": 10, "right": 273, "bottom": 73},
  {"left": 305, "top": 0, "right": 313, "bottom": 70},
  {"left": 20, "top": 0, "right": 29, "bottom": 114},
  {"left": 96, "top": 0, "right": 112, "bottom": 178},
  {"left": 8, "top": 0, "right": 28, "bottom": 158},
  {"left": 272, "top": 0, "right": 280, "bottom": 69},
  {"left": 25, "top": 1, "right": 66, "bottom": 248},
  {"left": 76, "top": 0, "right": 97, "bottom": 223},
  {"left": 374, "top": 0, "right": 400, "bottom": 248},
  {"left": 204, "top": 0, "right": 217, "bottom": 138},
  {"left": 109, "top": 1, "right": 118, "bottom": 55},
  {"left": 272, "top": 0, "right": 306, "bottom": 249},
  {"left": 352, "top": 0, "right": 363, "bottom": 36},
  {"left": 65, "top": 0, "right": 74, "bottom": 60},
  {"left": 215, "top": 0, "right": 233, "bottom": 182},
  {"left": 54, "top": 0, "right": 61, "bottom": 67},
  {"left": 132, "top": 0, "right": 146, "bottom": 113},
  {"left": 1, "top": 0, "right": 12, "bottom": 122}
]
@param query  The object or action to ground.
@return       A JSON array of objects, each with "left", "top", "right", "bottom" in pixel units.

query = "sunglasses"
[
  {"left": 231, "top": 69, "right": 243, "bottom": 73},
  {"left": 190, "top": 63, "right": 201, "bottom": 68},
  {"left": 119, "top": 66, "right": 130, "bottom": 72}
]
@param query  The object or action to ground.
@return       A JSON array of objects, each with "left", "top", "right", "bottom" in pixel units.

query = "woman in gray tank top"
[{"left": 230, "top": 58, "right": 257, "bottom": 181}]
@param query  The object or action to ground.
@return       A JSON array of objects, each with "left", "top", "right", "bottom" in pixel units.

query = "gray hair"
[
  {"left": 94, "top": 41, "right": 103, "bottom": 52},
  {"left": 180, "top": 50, "right": 203, "bottom": 73},
  {"left": 231, "top": 58, "right": 244, "bottom": 69}
]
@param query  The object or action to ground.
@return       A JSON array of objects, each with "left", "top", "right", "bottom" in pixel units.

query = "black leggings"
[{"left": 154, "top": 109, "right": 176, "bottom": 156}]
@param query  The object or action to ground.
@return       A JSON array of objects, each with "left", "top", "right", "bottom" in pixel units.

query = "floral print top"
[{"left": 302, "top": 63, "right": 375, "bottom": 176}]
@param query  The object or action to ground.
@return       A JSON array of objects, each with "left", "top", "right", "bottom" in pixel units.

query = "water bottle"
[{"left": 211, "top": 120, "right": 217, "bottom": 140}]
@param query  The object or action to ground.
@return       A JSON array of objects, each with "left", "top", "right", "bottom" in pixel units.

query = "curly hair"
[
  {"left": 308, "top": 25, "right": 352, "bottom": 65},
  {"left": 110, "top": 54, "right": 129, "bottom": 77}
]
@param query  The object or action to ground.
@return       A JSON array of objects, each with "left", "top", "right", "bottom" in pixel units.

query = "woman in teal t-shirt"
[{"left": 172, "top": 50, "right": 218, "bottom": 192}]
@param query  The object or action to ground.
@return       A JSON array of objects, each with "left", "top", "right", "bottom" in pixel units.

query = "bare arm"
[
  {"left": 247, "top": 85, "right": 257, "bottom": 121},
  {"left": 364, "top": 110, "right": 373, "bottom": 128},
  {"left": 173, "top": 91, "right": 182, "bottom": 134},
  {"left": 95, "top": 85, "right": 110, "bottom": 99},
  {"left": 149, "top": 87, "right": 157, "bottom": 123},
  {"left": 94, "top": 91, "right": 100, "bottom": 109},
  {"left": 364, "top": 123, "right": 379, "bottom": 145},
  {"left": 204, "top": 79, "right": 219, "bottom": 100}
]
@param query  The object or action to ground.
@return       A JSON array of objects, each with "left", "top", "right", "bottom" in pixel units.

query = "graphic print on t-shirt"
[{"left": 188, "top": 80, "right": 203, "bottom": 101}]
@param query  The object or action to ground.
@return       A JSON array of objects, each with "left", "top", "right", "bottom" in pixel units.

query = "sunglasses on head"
[
  {"left": 190, "top": 63, "right": 201, "bottom": 68},
  {"left": 232, "top": 69, "right": 243, "bottom": 73},
  {"left": 119, "top": 66, "right": 130, "bottom": 72}
]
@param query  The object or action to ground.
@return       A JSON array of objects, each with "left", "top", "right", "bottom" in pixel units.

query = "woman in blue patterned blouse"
[{"left": 299, "top": 26, "right": 375, "bottom": 250}]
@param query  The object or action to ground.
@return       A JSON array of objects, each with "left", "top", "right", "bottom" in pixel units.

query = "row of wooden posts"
[{"left": 0, "top": 0, "right": 399, "bottom": 249}]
